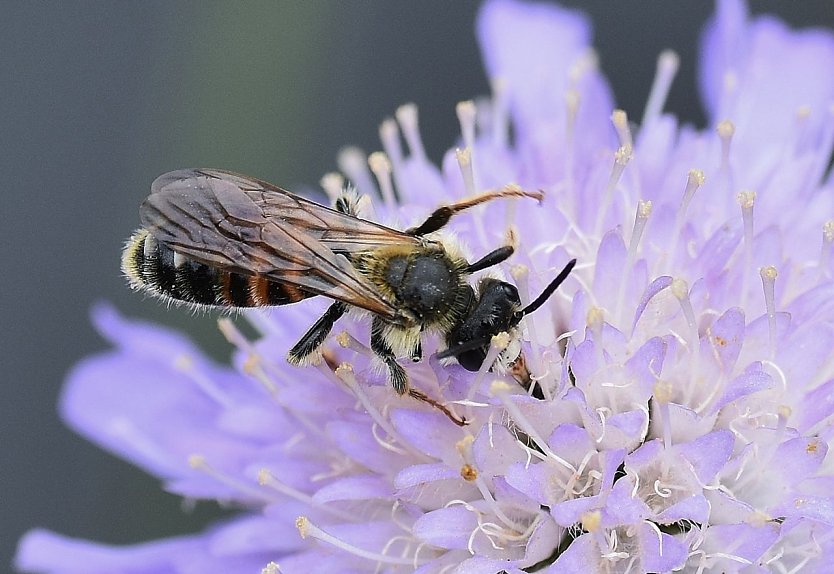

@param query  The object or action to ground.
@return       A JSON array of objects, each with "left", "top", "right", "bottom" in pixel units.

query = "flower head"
[{"left": 17, "top": 0, "right": 834, "bottom": 572}]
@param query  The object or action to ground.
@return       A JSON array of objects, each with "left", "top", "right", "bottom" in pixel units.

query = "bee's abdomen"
[{"left": 122, "top": 229, "right": 310, "bottom": 308}]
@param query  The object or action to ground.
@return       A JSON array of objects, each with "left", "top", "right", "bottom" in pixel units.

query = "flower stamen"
[
  {"left": 491, "top": 381, "right": 575, "bottom": 472},
  {"left": 820, "top": 220, "right": 834, "bottom": 280},
  {"left": 187, "top": 455, "right": 276, "bottom": 503},
  {"left": 368, "top": 151, "right": 396, "bottom": 210},
  {"left": 489, "top": 77, "right": 509, "bottom": 148},
  {"left": 296, "top": 516, "right": 425, "bottom": 566},
  {"left": 596, "top": 144, "right": 633, "bottom": 234},
  {"left": 396, "top": 103, "right": 427, "bottom": 162},
  {"left": 456, "top": 101, "right": 478, "bottom": 183},
  {"left": 338, "top": 146, "right": 378, "bottom": 199},
  {"left": 320, "top": 172, "right": 346, "bottom": 204},
  {"left": 642, "top": 50, "right": 679, "bottom": 127},
  {"left": 335, "top": 364, "right": 432, "bottom": 461},
  {"left": 760, "top": 265, "right": 779, "bottom": 358},
  {"left": 611, "top": 109, "right": 633, "bottom": 149}
]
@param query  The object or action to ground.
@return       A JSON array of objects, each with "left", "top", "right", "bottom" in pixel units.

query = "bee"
[{"left": 123, "top": 169, "right": 575, "bottom": 422}]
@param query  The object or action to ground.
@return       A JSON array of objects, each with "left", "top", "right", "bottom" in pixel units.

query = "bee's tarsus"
[{"left": 409, "top": 388, "right": 468, "bottom": 427}]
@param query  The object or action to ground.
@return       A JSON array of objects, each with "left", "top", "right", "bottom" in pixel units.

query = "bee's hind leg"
[
  {"left": 405, "top": 185, "right": 542, "bottom": 236},
  {"left": 371, "top": 318, "right": 467, "bottom": 426},
  {"left": 287, "top": 302, "right": 348, "bottom": 365}
]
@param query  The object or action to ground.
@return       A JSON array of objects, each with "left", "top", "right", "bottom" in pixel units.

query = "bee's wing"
[
  {"left": 141, "top": 169, "right": 410, "bottom": 323},
  {"left": 151, "top": 168, "right": 421, "bottom": 253}
]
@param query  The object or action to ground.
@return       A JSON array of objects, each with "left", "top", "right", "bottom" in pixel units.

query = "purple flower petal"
[
  {"left": 697, "top": 522, "right": 781, "bottom": 565},
  {"left": 313, "top": 474, "right": 393, "bottom": 503},
  {"left": 631, "top": 276, "right": 672, "bottom": 335},
  {"left": 390, "top": 408, "right": 466, "bottom": 461},
  {"left": 706, "top": 307, "right": 746, "bottom": 373},
  {"left": 412, "top": 506, "right": 478, "bottom": 550},
  {"left": 477, "top": 0, "right": 615, "bottom": 183},
  {"left": 796, "top": 377, "right": 834, "bottom": 433},
  {"left": 700, "top": 0, "right": 834, "bottom": 165},
  {"left": 546, "top": 533, "right": 601, "bottom": 574},
  {"left": 602, "top": 477, "right": 651, "bottom": 526},
  {"left": 708, "top": 367, "right": 774, "bottom": 413},
  {"left": 654, "top": 494, "right": 710, "bottom": 524},
  {"left": 676, "top": 429, "right": 735, "bottom": 484},
  {"left": 637, "top": 522, "right": 688, "bottom": 572}
]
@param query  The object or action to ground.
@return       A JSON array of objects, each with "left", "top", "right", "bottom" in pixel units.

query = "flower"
[{"left": 16, "top": 0, "right": 834, "bottom": 572}]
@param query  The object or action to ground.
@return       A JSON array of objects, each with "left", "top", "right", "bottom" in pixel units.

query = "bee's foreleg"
[
  {"left": 370, "top": 317, "right": 409, "bottom": 395},
  {"left": 287, "top": 302, "right": 347, "bottom": 365}
]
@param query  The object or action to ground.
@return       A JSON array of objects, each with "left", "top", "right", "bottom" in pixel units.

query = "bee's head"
[
  {"left": 443, "top": 278, "right": 522, "bottom": 370},
  {"left": 438, "top": 259, "right": 576, "bottom": 372}
]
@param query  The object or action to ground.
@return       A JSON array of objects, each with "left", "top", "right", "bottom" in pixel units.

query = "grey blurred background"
[{"left": 3, "top": 1, "right": 832, "bottom": 569}]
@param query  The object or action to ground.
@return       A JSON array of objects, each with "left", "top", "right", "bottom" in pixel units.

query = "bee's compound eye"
[
  {"left": 500, "top": 282, "right": 520, "bottom": 303},
  {"left": 458, "top": 349, "right": 488, "bottom": 371}
]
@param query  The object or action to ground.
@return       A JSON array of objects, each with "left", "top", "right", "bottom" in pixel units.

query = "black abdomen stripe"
[{"left": 121, "top": 229, "right": 313, "bottom": 309}]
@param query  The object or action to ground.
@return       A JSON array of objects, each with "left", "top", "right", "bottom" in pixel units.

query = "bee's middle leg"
[
  {"left": 410, "top": 339, "right": 422, "bottom": 363},
  {"left": 370, "top": 317, "right": 409, "bottom": 395},
  {"left": 287, "top": 302, "right": 347, "bottom": 365}
]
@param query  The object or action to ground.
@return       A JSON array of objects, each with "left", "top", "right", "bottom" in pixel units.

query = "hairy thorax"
[{"left": 352, "top": 240, "right": 471, "bottom": 332}]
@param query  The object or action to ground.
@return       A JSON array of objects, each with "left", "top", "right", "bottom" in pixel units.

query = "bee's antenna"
[{"left": 511, "top": 259, "right": 577, "bottom": 326}]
